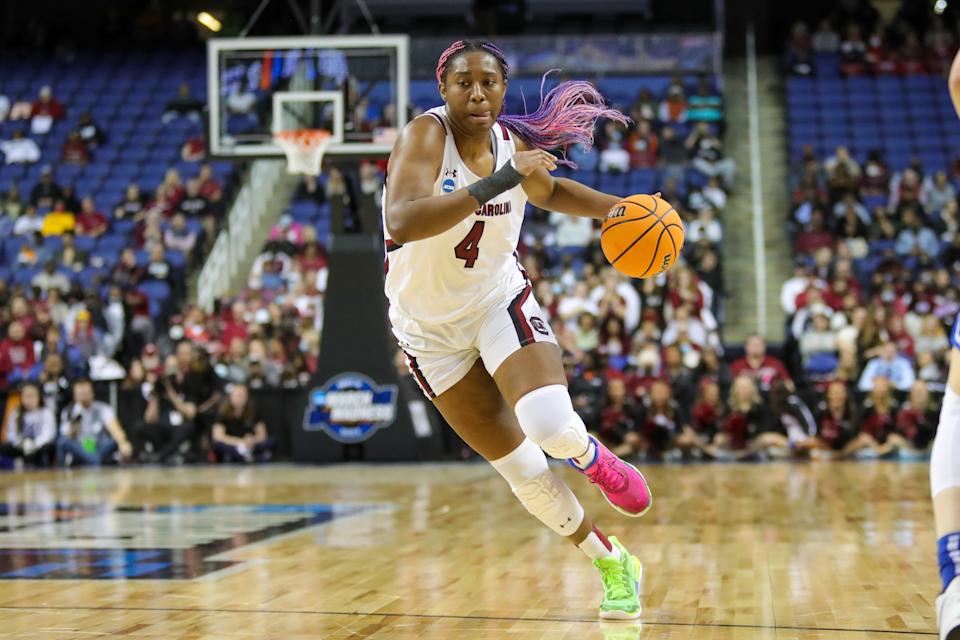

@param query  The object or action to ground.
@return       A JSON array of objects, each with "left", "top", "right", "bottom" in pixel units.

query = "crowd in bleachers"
[
  {"left": 774, "top": 2, "right": 960, "bottom": 462},
  {"left": 0, "top": 52, "right": 260, "bottom": 468}
]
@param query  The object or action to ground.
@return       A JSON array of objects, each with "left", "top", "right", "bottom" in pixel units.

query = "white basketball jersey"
[{"left": 383, "top": 106, "right": 529, "bottom": 325}]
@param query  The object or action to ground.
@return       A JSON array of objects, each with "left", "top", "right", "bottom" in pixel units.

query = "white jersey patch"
[{"left": 383, "top": 106, "right": 529, "bottom": 325}]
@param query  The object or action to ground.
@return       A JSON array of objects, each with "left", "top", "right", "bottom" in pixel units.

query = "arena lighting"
[
  {"left": 935, "top": 0, "right": 948, "bottom": 15},
  {"left": 197, "top": 11, "right": 222, "bottom": 32}
]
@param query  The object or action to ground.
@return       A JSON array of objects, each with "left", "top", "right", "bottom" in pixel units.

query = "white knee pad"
[
  {"left": 513, "top": 384, "right": 590, "bottom": 460},
  {"left": 933, "top": 388, "right": 960, "bottom": 497},
  {"left": 490, "top": 438, "right": 585, "bottom": 536}
]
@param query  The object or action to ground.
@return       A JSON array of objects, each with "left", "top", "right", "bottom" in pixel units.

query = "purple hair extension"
[
  {"left": 499, "top": 71, "right": 630, "bottom": 168},
  {"left": 435, "top": 40, "right": 630, "bottom": 168}
]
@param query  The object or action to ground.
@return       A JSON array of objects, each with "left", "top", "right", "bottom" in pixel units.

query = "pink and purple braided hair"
[{"left": 435, "top": 40, "right": 629, "bottom": 168}]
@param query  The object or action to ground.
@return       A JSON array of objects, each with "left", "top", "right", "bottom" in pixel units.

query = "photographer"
[
  {"left": 130, "top": 356, "right": 197, "bottom": 464},
  {"left": 57, "top": 379, "right": 132, "bottom": 466},
  {"left": 211, "top": 383, "right": 271, "bottom": 463},
  {"left": 1, "top": 382, "right": 56, "bottom": 467}
]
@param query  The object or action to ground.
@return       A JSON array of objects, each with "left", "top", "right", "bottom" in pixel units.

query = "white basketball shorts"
[{"left": 390, "top": 282, "right": 559, "bottom": 399}]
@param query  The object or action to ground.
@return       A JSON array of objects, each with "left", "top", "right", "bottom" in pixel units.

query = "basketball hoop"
[{"left": 273, "top": 129, "right": 332, "bottom": 176}]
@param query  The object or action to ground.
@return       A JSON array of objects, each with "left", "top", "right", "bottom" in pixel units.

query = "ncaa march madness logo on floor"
[{"left": 0, "top": 502, "right": 382, "bottom": 579}]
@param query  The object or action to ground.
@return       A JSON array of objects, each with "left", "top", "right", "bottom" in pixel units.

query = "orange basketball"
[{"left": 600, "top": 194, "right": 684, "bottom": 279}]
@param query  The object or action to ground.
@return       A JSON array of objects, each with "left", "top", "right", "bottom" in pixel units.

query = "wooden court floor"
[{"left": 0, "top": 461, "right": 941, "bottom": 639}]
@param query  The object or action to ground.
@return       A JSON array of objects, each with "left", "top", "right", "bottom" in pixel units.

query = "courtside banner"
[{"left": 303, "top": 373, "right": 398, "bottom": 443}]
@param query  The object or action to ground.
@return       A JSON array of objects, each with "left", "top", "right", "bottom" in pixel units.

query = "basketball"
[{"left": 600, "top": 194, "right": 684, "bottom": 279}]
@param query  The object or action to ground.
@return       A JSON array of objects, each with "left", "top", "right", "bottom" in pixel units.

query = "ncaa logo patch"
[
  {"left": 304, "top": 373, "right": 398, "bottom": 443},
  {"left": 442, "top": 178, "right": 456, "bottom": 193}
]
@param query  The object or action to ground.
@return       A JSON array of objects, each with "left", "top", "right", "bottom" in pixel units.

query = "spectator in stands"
[
  {"left": 31, "top": 260, "right": 70, "bottom": 295},
  {"left": 593, "top": 375, "right": 641, "bottom": 455},
  {"left": 57, "top": 378, "right": 132, "bottom": 466},
  {"left": 627, "top": 119, "right": 658, "bottom": 169},
  {"left": 145, "top": 245, "right": 171, "bottom": 284},
  {"left": 840, "top": 23, "right": 868, "bottom": 74},
  {"left": 67, "top": 309, "right": 103, "bottom": 360},
  {"left": 1, "top": 382, "right": 56, "bottom": 467},
  {"left": 731, "top": 335, "right": 793, "bottom": 393},
  {"left": 74, "top": 197, "right": 108, "bottom": 238},
  {"left": 112, "top": 248, "right": 145, "bottom": 289},
  {"left": 115, "top": 183, "right": 147, "bottom": 221},
  {"left": 861, "top": 150, "right": 890, "bottom": 197},
  {"left": 194, "top": 163, "right": 222, "bottom": 202},
  {"left": 658, "top": 85, "right": 688, "bottom": 125},
  {"left": 76, "top": 112, "right": 104, "bottom": 148},
  {"left": 30, "top": 166, "right": 61, "bottom": 208},
  {"left": 686, "top": 122, "right": 735, "bottom": 188},
  {"left": 56, "top": 231, "right": 87, "bottom": 270},
  {"left": 921, "top": 170, "right": 956, "bottom": 215},
  {"left": 1, "top": 129, "right": 41, "bottom": 165},
  {"left": 824, "top": 146, "right": 862, "bottom": 182},
  {"left": 896, "top": 206, "right": 939, "bottom": 262},
  {"left": 807, "top": 381, "right": 859, "bottom": 456},
  {"left": 702, "top": 177, "right": 727, "bottom": 211},
  {"left": 550, "top": 209, "right": 593, "bottom": 251},
  {"left": 885, "top": 380, "right": 938, "bottom": 454},
  {"left": 211, "top": 383, "right": 270, "bottom": 462},
  {"left": 598, "top": 121, "right": 630, "bottom": 173},
  {"left": 61, "top": 131, "right": 89, "bottom": 165},
  {"left": 590, "top": 267, "right": 641, "bottom": 333},
  {"left": 890, "top": 167, "right": 923, "bottom": 211},
  {"left": 30, "top": 86, "right": 65, "bottom": 135},
  {"left": 0, "top": 320, "right": 35, "bottom": 388},
  {"left": 162, "top": 83, "right": 203, "bottom": 124},
  {"left": 711, "top": 374, "right": 770, "bottom": 458},
  {"left": 914, "top": 313, "right": 949, "bottom": 357},
  {"left": 294, "top": 174, "right": 326, "bottom": 205},
  {"left": 177, "top": 180, "right": 208, "bottom": 219},
  {"left": 164, "top": 213, "right": 197, "bottom": 255},
  {"left": 858, "top": 340, "right": 916, "bottom": 392},
  {"left": 687, "top": 207, "right": 723, "bottom": 246},
  {"left": 13, "top": 206, "right": 42, "bottom": 236},
  {"left": 845, "top": 376, "right": 899, "bottom": 457},
  {"left": 40, "top": 199, "right": 75, "bottom": 237},
  {"left": 794, "top": 209, "right": 835, "bottom": 255},
  {"left": 1, "top": 183, "right": 24, "bottom": 218},
  {"left": 687, "top": 76, "right": 723, "bottom": 130},
  {"left": 799, "top": 304, "right": 839, "bottom": 374},
  {"left": 812, "top": 18, "right": 841, "bottom": 52},
  {"left": 659, "top": 126, "right": 688, "bottom": 186},
  {"left": 685, "top": 378, "right": 726, "bottom": 446}
]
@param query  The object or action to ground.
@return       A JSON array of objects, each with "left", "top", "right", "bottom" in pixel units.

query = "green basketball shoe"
[{"left": 594, "top": 536, "right": 642, "bottom": 620}]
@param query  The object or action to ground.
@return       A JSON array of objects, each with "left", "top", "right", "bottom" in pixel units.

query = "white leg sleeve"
[
  {"left": 932, "top": 388, "right": 960, "bottom": 497},
  {"left": 490, "top": 438, "right": 585, "bottom": 536},
  {"left": 513, "top": 384, "right": 590, "bottom": 460}
]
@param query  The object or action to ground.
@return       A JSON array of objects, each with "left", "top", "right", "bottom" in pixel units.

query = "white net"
[{"left": 273, "top": 130, "right": 332, "bottom": 176}]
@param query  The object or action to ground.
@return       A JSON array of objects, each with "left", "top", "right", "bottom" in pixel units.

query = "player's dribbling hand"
[{"left": 512, "top": 150, "right": 558, "bottom": 175}]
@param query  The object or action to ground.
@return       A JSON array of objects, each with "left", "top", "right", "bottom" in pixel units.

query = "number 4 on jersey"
[{"left": 454, "top": 221, "right": 485, "bottom": 268}]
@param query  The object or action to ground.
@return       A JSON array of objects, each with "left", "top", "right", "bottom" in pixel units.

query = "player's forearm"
[
  {"left": 386, "top": 190, "right": 482, "bottom": 244},
  {"left": 545, "top": 178, "right": 620, "bottom": 219},
  {"left": 949, "top": 50, "right": 960, "bottom": 119}
]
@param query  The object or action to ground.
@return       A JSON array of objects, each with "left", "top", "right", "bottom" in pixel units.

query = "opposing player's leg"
[
  {"left": 933, "top": 346, "right": 960, "bottom": 640},
  {"left": 429, "top": 359, "right": 641, "bottom": 619},
  {"left": 477, "top": 288, "right": 651, "bottom": 518}
]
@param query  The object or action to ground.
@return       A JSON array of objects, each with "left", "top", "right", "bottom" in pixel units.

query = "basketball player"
[
  {"left": 383, "top": 40, "right": 652, "bottom": 619},
  {"left": 933, "top": 49, "right": 960, "bottom": 640}
]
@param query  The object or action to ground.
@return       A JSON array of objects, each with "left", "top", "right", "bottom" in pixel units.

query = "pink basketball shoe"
[{"left": 570, "top": 437, "right": 653, "bottom": 518}]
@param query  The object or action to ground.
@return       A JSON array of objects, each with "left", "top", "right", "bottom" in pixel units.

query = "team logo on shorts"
[
  {"left": 529, "top": 316, "right": 550, "bottom": 336},
  {"left": 304, "top": 373, "right": 398, "bottom": 443},
  {"left": 441, "top": 178, "right": 456, "bottom": 193}
]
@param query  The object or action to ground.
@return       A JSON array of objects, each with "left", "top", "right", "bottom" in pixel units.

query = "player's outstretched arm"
[
  {"left": 384, "top": 117, "right": 477, "bottom": 244},
  {"left": 516, "top": 138, "right": 629, "bottom": 219},
  {"left": 384, "top": 118, "right": 554, "bottom": 244}
]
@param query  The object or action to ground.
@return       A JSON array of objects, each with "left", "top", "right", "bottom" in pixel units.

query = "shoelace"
[
  {"left": 598, "top": 559, "right": 632, "bottom": 601},
  {"left": 590, "top": 457, "right": 626, "bottom": 492}
]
